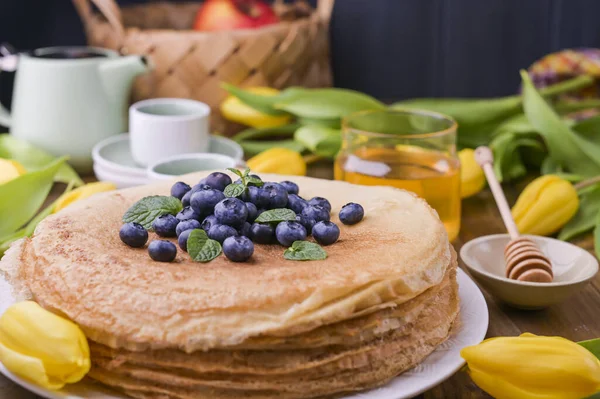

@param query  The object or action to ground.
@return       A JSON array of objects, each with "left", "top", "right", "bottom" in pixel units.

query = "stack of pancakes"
[{"left": 0, "top": 173, "right": 459, "bottom": 399}]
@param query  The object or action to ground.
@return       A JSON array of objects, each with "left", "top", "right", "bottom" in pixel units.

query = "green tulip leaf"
[
  {"left": 559, "top": 186, "right": 600, "bottom": 241},
  {"left": 294, "top": 126, "right": 341, "bottom": 159},
  {"left": 0, "top": 180, "right": 76, "bottom": 257},
  {"left": 0, "top": 157, "right": 66, "bottom": 237},
  {"left": 222, "top": 84, "right": 304, "bottom": 116},
  {"left": 491, "top": 132, "right": 544, "bottom": 182},
  {"left": 393, "top": 75, "right": 593, "bottom": 149},
  {"left": 521, "top": 70, "right": 600, "bottom": 177},
  {"left": 572, "top": 114, "right": 600, "bottom": 138},
  {"left": 297, "top": 116, "right": 341, "bottom": 129},
  {"left": 540, "top": 156, "right": 564, "bottom": 175},
  {"left": 394, "top": 97, "right": 522, "bottom": 129},
  {"left": 232, "top": 123, "right": 300, "bottom": 143},
  {"left": 275, "top": 88, "right": 385, "bottom": 119},
  {"left": 239, "top": 139, "right": 305, "bottom": 157},
  {"left": 0, "top": 135, "right": 83, "bottom": 186}
]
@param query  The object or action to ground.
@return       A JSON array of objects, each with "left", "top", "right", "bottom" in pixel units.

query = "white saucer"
[
  {"left": 92, "top": 133, "right": 244, "bottom": 188},
  {"left": 0, "top": 269, "right": 488, "bottom": 399}
]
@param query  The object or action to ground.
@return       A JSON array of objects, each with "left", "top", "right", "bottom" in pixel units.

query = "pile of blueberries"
[{"left": 119, "top": 172, "right": 364, "bottom": 263}]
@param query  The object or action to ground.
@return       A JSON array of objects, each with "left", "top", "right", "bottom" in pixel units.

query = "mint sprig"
[
  {"left": 225, "top": 168, "right": 263, "bottom": 198},
  {"left": 255, "top": 208, "right": 296, "bottom": 224},
  {"left": 284, "top": 241, "right": 327, "bottom": 261},
  {"left": 123, "top": 196, "right": 182, "bottom": 229},
  {"left": 187, "top": 229, "right": 222, "bottom": 262}
]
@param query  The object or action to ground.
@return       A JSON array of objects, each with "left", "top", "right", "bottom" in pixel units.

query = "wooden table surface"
[{"left": 2, "top": 163, "right": 599, "bottom": 399}]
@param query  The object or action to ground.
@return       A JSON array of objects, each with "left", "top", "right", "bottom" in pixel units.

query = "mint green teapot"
[{"left": 0, "top": 46, "right": 150, "bottom": 173}]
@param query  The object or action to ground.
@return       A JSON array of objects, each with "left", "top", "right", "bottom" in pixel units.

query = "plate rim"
[{"left": 0, "top": 269, "right": 488, "bottom": 399}]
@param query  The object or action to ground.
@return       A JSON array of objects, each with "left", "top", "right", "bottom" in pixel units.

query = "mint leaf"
[
  {"left": 227, "top": 168, "right": 244, "bottom": 178},
  {"left": 123, "top": 196, "right": 182, "bottom": 229},
  {"left": 284, "top": 241, "right": 327, "bottom": 261},
  {"left": 187, "top": 229, "right": 222, "bottom": 262},
  {"left": 224, "top": 183, "right": 245, "bottom": 198},
  {"left": 255, "top": 208, "right": 296, "bottom": 223},
  {"left": 243, "top": 167, "right": 251, "bottom": 177},
  {"left": 246, "top": 175, "right": 264, "bottom": 187}
]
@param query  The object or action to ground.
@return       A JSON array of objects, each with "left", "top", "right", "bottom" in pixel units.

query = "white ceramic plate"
[{"left": 0, "top": 269, "right": 488, "bottom": 399}]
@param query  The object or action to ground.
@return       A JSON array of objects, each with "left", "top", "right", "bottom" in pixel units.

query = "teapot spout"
[{"left": 99, "top": 55, "right": 150, "bottom": 105}]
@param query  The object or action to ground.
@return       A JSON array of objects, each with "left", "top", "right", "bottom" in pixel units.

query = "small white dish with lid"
[{"left": 92, "top": 133, "right": 244, "bottom": 188}]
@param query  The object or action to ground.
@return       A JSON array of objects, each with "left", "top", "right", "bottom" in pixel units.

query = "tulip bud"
[
  {"left": 459, "top": 148, "right": 485, "bottom": 198},
  {"left": 246, "top": 147, "right": 307, "bottom": 176},
  {"left": 461, "top": 333, "right": 600, "bottom": 399},
  {"left": 0, "top": 159, "right": 27, "bottom": 185},
  {"left": 0, "top": 301, "right": 90, "bottom": 390},
  {"left": 511, "top": 175, "right": 579, "bottom": 236},
  {"left": 220, "top": 87, "right": 291, "bottom": 128},
  {"left": 53, "top": 181, "right": 116, "bottom": 213}
]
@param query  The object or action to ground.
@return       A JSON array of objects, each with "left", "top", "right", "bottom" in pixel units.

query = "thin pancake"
[
  {"left": 89, "top": 264, "right": 457, "bottom": 385},
  {"left": 1, "top": 172, "right": 451, "bottom": 352}
]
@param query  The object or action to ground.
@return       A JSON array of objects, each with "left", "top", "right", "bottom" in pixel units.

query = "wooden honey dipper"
[{"left": 474, "top": 146, "right": 553, "bottom": 283}]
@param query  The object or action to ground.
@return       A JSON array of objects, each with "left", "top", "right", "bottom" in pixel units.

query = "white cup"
[{"left": 129, "top": 98, "right": 211, "bottom": 167}]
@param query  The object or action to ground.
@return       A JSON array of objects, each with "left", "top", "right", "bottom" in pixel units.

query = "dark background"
[{"left": 1, "top": 0, "right": 600, "bottom": 107}]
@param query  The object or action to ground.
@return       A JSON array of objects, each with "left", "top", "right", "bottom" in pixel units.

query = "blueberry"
[
  {"left": 201, "top": 215, "right": 218, "bottom": 232},
  {"left": 201, "top": 172, "right": 232, "bottom": 191},
  {"left": 339, "top": 202, "right": 364, "bottom": 225},
  {"left": 302, "top": 205, "right": 330, "bottom": 222},
  {"left": 176, "top": 206, "right": 202, "bottom": 222},
  {"left": 214, "top": 198, "right": 248, "bottom": 227},
  {"left": 223, "top": 236, "right": 254, "bottom": 262},
  {"left": 190, "top": 189, "right": 226, "bottom": 215},
  {"left": 238, "top": 222, "right": 252, "bottom": 237},
  {"left": 170, "top": 181, "right": 191, "bottom": 200},
  {"left": 275, "top": 221, "right": 307, "bottom": 247},
  {"left": 308, "top": 197, "right": 331, "bottom": 213},
  {"left": 280, "top": 180, "right": 299, "bottom": 195},
  {"left": 152, "top": 214, "right": 179, "bottom": 237},
  {"left": 295, "top": 214, "right": 316, "bottom": 235},
  {"left": 177, "top": 229, "right": 194, "bottom": 252},
  {"left": 312, "top": 221, "right": 340, "bottom": 246},
  {"left": 287, "top": 194, "right": 308, "bottom": 214},
  {"left": 184, "top": 183, "right": 212, "bottom": 206},
  {"left": 192, "top": 183, "right": 212, "bottom": 193},
  {"left": 263, "top": 182, "right": 288, "bottom": 209},
  {"left": 176, "top": 219, "right": 201, "bottom": 236},
  {"left": 245, "top": 202, "right": 258, "bottom": 222},
  {"left": 148, "top": 240, "right": 177, "bottom": 262},
  {"left": 119, "top": 222, "right": 148, "bottom": 248},
  {"left": 208, "top": 224, "right": 238, "bottom": 243},
  {"left": 249, "top": 223, "right": 274, "bottom": 244},
  {"left": 244, "top": 186, "right": 270, "bottom": 208},
  {"left": 181, "top": 190, "right": 192, "bottom": 207}
]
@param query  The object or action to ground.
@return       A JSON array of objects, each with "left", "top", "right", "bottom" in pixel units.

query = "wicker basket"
[{"left": 73, "top": 0, "right": 334, "bottom": 135}]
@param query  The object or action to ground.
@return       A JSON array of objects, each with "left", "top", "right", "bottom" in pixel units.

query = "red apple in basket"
[{"left": 194, "top": 0, "right": 280, "bottom": 31}]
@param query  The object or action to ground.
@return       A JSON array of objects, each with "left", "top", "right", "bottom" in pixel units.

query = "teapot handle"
[
  {"left": 0, "top": 44, "right": 16, "bottom": 127},
  {"left": 72, "top": 0, "right": 125, "bottom": 44}
]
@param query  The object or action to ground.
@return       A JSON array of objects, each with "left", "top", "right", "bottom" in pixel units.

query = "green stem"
[
  {"left": 556, "top": 99, "right": 600, "bottom": 114},
  {"left": 574, "top": 176, "right": 600, "bottom": 191},
  {"left": 538, "top": 75, "right": 595, "bottom": 98}
]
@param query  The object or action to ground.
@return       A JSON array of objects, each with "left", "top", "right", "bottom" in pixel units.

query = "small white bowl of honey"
[{"left": 460, "top": 234, "right": 598, "bottom": 310}]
